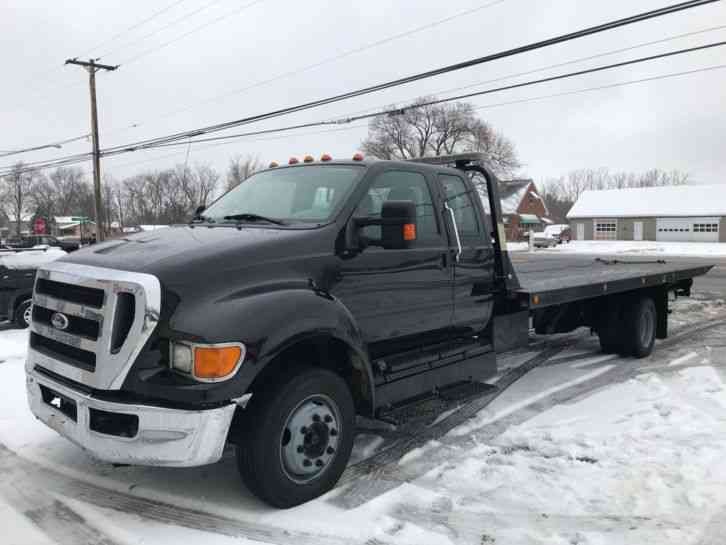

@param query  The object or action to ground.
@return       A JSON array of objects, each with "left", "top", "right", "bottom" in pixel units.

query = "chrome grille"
[{"left": 27, "top": 262, "right": 161, "bottom": 390}]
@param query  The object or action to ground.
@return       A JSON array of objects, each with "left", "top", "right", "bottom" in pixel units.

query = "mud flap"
[{"left": 493, "top": 311, "right": 529, "bottom": 352}]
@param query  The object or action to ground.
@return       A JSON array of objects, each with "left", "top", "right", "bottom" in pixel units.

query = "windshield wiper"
[
  {"left": 223, "top": 213, "right": 287, "bottom": 226},
  {"left": 190, "top": 214, "right": 215, "bottom": 224}
]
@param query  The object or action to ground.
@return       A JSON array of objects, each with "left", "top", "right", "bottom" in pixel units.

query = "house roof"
[
  {"left": 567, "top": 184, "right": 726, "bottom": 219},
  {"left": 499, "top": 179, "right": 532, "bottom": 215}
]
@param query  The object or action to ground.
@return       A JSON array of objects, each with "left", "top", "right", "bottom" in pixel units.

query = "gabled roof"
[
  {"left": 567, "top": 184, "right": 726, "bottom": 219},
  {"left": 499, "top": 179, "right": 532, "bottom": 215}
]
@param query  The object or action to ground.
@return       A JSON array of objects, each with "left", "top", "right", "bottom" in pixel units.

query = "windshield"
[{"left": 202, "top": 165, "right": 364, "bottom": 224}]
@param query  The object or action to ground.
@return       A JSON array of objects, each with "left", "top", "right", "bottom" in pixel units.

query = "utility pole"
[{"left": 65, "top": 58, "right": 118, "bottom": 242}]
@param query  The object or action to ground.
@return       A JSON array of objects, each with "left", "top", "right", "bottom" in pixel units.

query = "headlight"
[{"left": 170, "top": 341, "right": 245, "bottom": 382}]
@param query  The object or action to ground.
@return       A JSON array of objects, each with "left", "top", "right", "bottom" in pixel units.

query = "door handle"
[{"left": 444, "top": 203, "right": 462, "bottom": 263}]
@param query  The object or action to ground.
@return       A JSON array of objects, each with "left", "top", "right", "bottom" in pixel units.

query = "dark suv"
[{"left": 7, "top": 235, "right": 79, "bottom": 252}]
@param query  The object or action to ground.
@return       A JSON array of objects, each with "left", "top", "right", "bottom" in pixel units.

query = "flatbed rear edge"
[{"left": 516, "top": 263, "right": 714, "bottom": 309}]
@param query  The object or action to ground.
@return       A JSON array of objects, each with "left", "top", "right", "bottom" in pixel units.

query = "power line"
[
  {"left": 115, "top": 0, "right": 269, "bottom": 66},
  {"left": 5, "top": 61, "right": 726, "bottom": 176},
  {"left": 2, "top": 1, "right": 721, "bottom": 175},
  {"left": 79, "top": 0, "right": 192, "bottom": 58},
  {"left": 16, "top": 15, "right": 721, "bottom": 158},
  {"left": 113, "top": 39, "right": 726, "bottom": 150},
  {"left": 93, "top": 0, "right": 225, "bottom": 60},
  {"left": 0, "top": 134, "right": 89, "bottom": 158},
  {"left": 148, "top": 0, "right": 512, "bottom": 122},
  {"left": 94, "top": 0, "right": 719, "bottom": 155},
  {"left": 338, "top": 22, "right": 726, "bottom": 121}
]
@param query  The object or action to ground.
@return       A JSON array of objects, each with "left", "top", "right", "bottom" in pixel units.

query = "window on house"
[{"left": 594, "top": 220, "right": 617, "bottom": 240}]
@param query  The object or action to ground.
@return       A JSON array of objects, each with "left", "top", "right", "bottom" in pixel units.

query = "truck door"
[
  {"left": 334, "top": 167, "right": 453, "bottom": 359},
  {"left": 438, "top": 173, "right": 496, "bottom": 337}
]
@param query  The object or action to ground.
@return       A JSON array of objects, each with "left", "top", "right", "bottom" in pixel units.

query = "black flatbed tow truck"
[{"left": 24, "top": 152, "right": 712, "bottom": 507}]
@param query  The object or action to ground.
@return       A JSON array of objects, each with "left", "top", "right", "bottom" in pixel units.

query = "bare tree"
[
  {"left": 227, "top": 155, "right": 261, "bottom": 191},
  {"left": 361, "top": 97, "right": 521, "bottom": 176},
  {"left": 1, "top": 163, "right": 37, "bottom": 236}
]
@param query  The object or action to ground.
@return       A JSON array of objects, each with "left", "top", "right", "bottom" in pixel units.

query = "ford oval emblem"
[{"left": 50, "top": 312, "right": 70, "bottom": 331}]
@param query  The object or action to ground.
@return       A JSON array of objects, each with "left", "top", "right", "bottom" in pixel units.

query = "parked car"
[
  {"left": 533, "top": 231, "right": 558, "bottom": 248},
  {"left": 6, "top": 234, "right": 80, "bottom": 252},
  {"left": 0, "top": 247, "right": 67, "bottom": 327}
]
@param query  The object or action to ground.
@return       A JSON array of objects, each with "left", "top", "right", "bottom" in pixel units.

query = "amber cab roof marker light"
[
  {"left": 303, "top": 155, "right": 315, "bottom": 163},
  {"left": 268, "top": 161, "right": 279, "bottom": 168}
]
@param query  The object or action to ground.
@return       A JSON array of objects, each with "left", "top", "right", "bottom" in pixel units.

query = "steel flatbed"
[{"left": 510, "top": 252, "right": 713, "bottom": 309}]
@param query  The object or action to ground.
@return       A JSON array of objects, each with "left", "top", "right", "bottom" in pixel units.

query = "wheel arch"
[{"left": 245, "top": 332, "right": 375, "bottom": 417}]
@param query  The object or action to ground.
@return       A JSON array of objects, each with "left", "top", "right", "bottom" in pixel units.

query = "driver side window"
[{"left": 355, "top": 170, "right": 438, "bottom": 243}]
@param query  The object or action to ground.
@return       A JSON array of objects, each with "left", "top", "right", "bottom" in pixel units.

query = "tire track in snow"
[
  {"left": 0, "top": 444, "right": 370, "bottom": 545},
  {"left": 0, "top": 446, "right": 121, "bottom": 545}
]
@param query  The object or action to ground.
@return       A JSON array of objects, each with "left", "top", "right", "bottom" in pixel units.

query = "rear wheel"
[
  {"left": 14, "top": 299, "right": 32, "bottom": 329},
  {"left": 235, "top": 366, "right": 355, "bottom": 508},
  {"left": 622, "top": 296, "right": 657, "bottom": 358}
]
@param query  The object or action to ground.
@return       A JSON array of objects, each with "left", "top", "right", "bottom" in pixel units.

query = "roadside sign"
[{"left": 34, "top": 218, "right": 46, "bottom": 234}]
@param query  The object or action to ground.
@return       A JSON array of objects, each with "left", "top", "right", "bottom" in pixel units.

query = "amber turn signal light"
[
  {"left": 194, "top": 345, "right": 243, "bottom": 380},
  {"left": 403, "top": 223, "right": 416, "bottom": 241}
]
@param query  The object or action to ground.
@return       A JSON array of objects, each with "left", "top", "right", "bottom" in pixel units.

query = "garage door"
[{"left": 656, "top": 217, "right": 720, "bottom": 242}]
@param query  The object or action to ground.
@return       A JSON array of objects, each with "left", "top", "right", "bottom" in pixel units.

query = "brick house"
[{"left": 499, "top": 179, "right": 551, "bottom": 241}]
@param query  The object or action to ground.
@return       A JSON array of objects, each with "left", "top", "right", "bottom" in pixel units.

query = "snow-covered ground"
[
  {"left": 2, "top": 295, "right": 726, "bottom": 544},
  {"left": 539, "top": 240, "right": 726, "bottom": 257},
  {"left": 0, "top": 247, "right": 66, "bottom": 269}
]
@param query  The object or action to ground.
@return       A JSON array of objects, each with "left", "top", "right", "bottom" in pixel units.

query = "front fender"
[{"left": 134, "top": 287, "right": 374, "bottom": 408}]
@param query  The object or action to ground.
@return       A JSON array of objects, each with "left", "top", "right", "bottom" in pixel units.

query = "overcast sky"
[{"left": 2, "top": 0, "right": 725, "bottom": 187}]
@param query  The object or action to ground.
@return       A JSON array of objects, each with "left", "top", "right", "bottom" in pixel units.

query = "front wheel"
[
  {"left": 14, "top": 299, "right": 32, "bottom": 329},
  {"left": 235, "top": 367, "right": 355, "bottom": 508}
]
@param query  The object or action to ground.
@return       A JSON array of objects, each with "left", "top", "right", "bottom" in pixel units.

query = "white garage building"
[{"left": 567, "top": 184, "right": 726, "bottom": 243}]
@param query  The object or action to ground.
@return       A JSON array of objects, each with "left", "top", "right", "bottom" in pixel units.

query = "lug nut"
[
  {"left": 330, "top": 428, "right": 338, "bottom": 437},
  {"left": 297, "top": 445, "right": 304, "bottom": 453},
  {"left": 324, "top": 414, "right": 333, "bottom": 423},
  {"left": 327, "top": 446, "right": 335, "bottom": 455},
  {"left": 303, "top": 459, "right": 312, "bottom": 467},
  {"left": 312, "top": 414, "right": 320, "bottom": 422},
  {"left": 316, "top": 459, "right": 324, "bottom": 467}
]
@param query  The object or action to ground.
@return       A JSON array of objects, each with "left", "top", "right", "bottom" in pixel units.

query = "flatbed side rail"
[{"left": 520, "top": 264, "right": 713, "bottom": 309}]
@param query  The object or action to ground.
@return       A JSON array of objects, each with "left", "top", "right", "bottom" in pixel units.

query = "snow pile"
[
  {"left": 0, "top": 247, "right": 66, "bottom": 269},
  {"left": 543, "top": 240, "right": 726, "bottom": 257}
]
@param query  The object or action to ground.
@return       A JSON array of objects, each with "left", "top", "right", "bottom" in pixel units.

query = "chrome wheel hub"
[
  {"left": 23, "top": 304, "right": 32, "bottom": 326},
  {"left": 280, "top": 395, "right": 340, "bottom": 483}
]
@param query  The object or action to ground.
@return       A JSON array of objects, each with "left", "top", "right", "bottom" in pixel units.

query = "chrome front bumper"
[{"left": 26, "top": 368, "right": 236, "bottom": 467}]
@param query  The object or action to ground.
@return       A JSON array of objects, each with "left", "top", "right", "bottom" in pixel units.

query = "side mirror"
[
  {"left": 194, "top": 205, "right": 206, "bottom": 217},
  {"left": 351, "top": 200, "right": 417, "bottom": 251}
]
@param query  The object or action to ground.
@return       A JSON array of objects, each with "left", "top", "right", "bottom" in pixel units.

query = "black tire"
[
  {"left": 235, "top": 366, "right": 355, "bottom": 508},
  {"left": 621, "top": 296, "right": 657, "bottom": 358},
  {"left": 14, "top": 299, "right": 32, "bottom": 329}
]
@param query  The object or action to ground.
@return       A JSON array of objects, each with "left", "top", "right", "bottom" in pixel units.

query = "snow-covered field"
[
  {"left": 2, "top": 294, "right": 726, "bottom": 544},
  {"left": 538, "top": 240, "right": 726, "bottom": 257}
]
